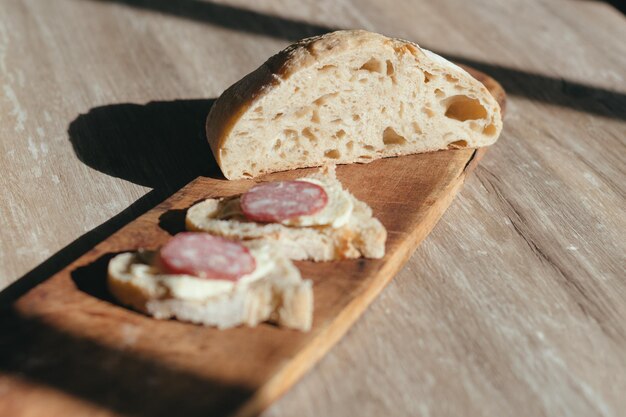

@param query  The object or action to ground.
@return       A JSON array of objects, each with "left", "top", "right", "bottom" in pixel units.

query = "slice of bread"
[
  {"left": 107, "top": 241, "right": 313, "bottom": 331},
  {"left": 186, "top": 166, "right": 387, "bottom": 261},
  {"left": 207, "top": 30, "right": 503, "bottom": 179}
]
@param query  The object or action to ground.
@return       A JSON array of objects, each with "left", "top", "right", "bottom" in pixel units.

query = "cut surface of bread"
[
  {"left": 186, "top": 166, "right": 387, "bottom": 261},
  {"left": 207, "top": 30, "right": 503, "bottom": 179},
  {"left": 107, "top": 241, "right": 313, "bottom": 331}
]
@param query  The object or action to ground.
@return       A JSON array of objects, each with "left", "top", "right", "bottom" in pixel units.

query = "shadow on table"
[
  {"left": 0, "top": 98, "right": 220, "bottom": 306},
  {"left": 94, "top": 0, "right": 626, "bottom": 121},
  {"left": 71, "top": 252, "right": 121, "bottom": 304},
  {"left": 590, "top": 0, "right": 626, "bottom": 15},
  {"left": 0, "top": 97, "right": 257, "bottom": 415},
  {"left": 0, "top": 308, "right": 254, "bottom": 417},
  {"left": 0, "top": 189, "right": 167, "bottom": 306},
  {"left": 68, "top": 98, "right": 221, "bottom": 191},
  {"left": 93, "top": 0, "right": 333, "bottom": 41}
]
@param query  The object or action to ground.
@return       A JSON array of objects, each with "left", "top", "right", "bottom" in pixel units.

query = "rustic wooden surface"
[
  {"left": 0, "top": 142, "right": 488, "bottom": 417},
  {"left": 0, "top": 0, "right": 624, "bottom": 416}
]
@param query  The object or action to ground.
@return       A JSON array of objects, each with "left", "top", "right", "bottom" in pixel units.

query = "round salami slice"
[
  {"left": 240, "top": 180, "right": 328, "bottom": 223},
  {"left": 159, "top": 232, "right": 256, "bottom": 281}
]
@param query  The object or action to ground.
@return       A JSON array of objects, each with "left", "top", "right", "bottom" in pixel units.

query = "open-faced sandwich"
[
  {"left": 186, "top": 166, "right": 387, "bottom": 261},
  {"left": 108, "top": 232, "right": 312, "bottom": 330}
]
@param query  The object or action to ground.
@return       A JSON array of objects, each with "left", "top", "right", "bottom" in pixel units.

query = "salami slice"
[
  {"left": 159, "top": 232, "right": 256, "bottom": 281},
  {"left": 240, "top": 180, "right": 328, "bottom": 223}
]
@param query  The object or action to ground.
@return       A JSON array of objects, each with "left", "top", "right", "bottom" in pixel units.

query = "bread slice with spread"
[
  {"left": 186, "top": 166, "right": 386, "bottom": 261},
  {"left": 108, "top": 233, "right": 313, "bottom": 330},
  {"left": 207, "top": 29, "right": 503, "bottom": 179}
]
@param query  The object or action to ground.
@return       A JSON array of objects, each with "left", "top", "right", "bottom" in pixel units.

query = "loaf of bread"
[
  {"left": 207, "top": 30, "right": 503, "bottom": 179},
  {"left": 186, "top": 166, "right": 386, "bottom": 261}
]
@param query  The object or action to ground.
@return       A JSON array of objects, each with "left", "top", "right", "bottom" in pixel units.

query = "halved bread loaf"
[{"left": 207, "top": 30, "right": 503, "bottom": 179}]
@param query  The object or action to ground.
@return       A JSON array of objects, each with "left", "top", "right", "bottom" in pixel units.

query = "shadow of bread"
[
  {"left": 158, "top": 208, "right": 189, "bottom": 236},
  {"left": 0, "top": 308, "right": 254, "bottom": 416},
  {"left": 68, "top": 99, "right": 221, "bottom": 191}
]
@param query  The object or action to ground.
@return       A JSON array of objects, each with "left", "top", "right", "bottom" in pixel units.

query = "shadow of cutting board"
[{"left": 1, "top": 68, "right": 505, "bottom": 417}]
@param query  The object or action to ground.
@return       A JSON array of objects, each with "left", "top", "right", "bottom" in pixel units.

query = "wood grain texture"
[
  {"left": 1, "top": 0, "right": 625, "bottom": 416},
  {"left": 3, "top": 139, "right": 488, "bottom": 416}
]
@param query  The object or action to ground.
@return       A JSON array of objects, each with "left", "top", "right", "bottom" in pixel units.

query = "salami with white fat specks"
[
  {"left": 240, "top": 180, "right": 328, "bottom": 222},
  {"left": 159, "top": 232, "right": 256, "bottom": 280}
]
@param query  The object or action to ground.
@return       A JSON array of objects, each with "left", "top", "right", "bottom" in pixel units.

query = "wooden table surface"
[{"left": 1, "top": 0, "right": 625, "bottom": 416}]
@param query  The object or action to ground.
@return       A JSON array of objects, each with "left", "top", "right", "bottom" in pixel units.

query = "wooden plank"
[{"left": 0, "top": 68, "right": 502, "bottom": 416}]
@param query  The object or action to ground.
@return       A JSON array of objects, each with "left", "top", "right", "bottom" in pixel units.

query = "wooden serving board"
[{"left": 0, "top": 68, "right": 505, "bottom": 417}]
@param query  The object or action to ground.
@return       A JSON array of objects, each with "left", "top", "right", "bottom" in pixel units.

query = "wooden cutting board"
[{"left": 0, "top": 68, "right": 505, "bottom": 417}]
